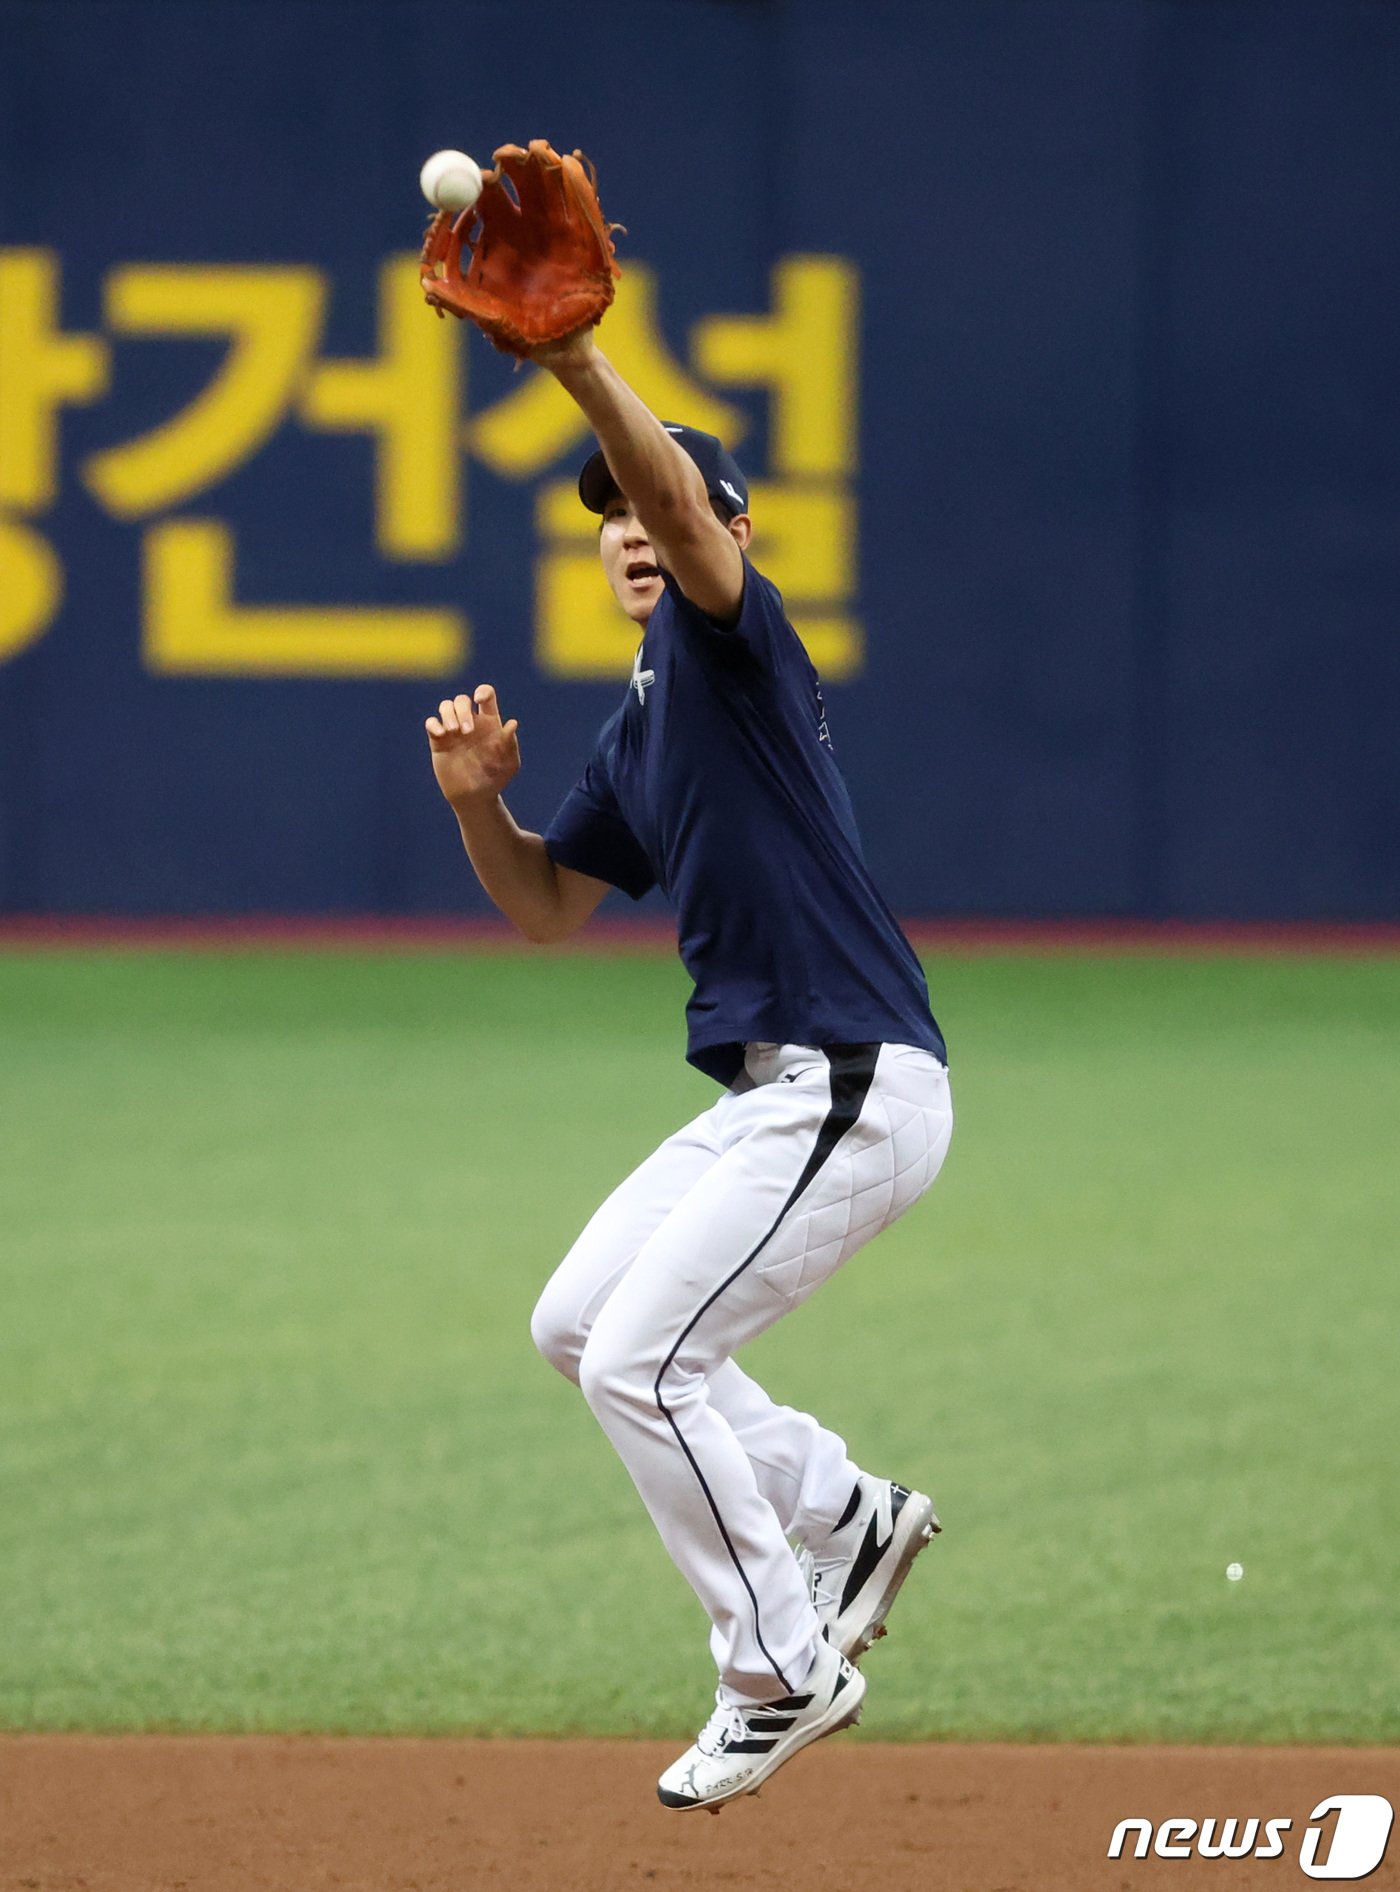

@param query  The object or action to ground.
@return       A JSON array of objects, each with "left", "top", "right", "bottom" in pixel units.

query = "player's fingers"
[
  {"left": 474, "top": 683, "right": 502, "bottom": 727},
  {"left": 438, "top": 698, "right": 460, "bottom": 734},
  {"left": 501, "top": 718, "right": 519, "bottom": 739},
  {"left": 452, "top": 693, "right": 476, "bottom": 733},
  {"left": 425, "top": 716, "right": 445, "bottom": 739}
]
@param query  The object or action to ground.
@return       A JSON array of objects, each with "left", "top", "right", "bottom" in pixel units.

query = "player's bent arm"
[
  {"left": 425, "top": 686, "right": 608, "bottom": 943},
  {"left": 451, "top": 796, "right": 608, "bottom": 944},
  {"left": 540, "top": 334, "right": 745, "bottom": 623}
]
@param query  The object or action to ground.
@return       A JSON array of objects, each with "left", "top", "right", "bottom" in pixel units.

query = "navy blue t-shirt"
[{"left": 544, "top": 562, "right": 946, "bottom": 1086}]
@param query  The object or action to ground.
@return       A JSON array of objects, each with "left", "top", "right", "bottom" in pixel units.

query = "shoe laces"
[
  {"left": 796, "top": 1543, "right": 834, "bottom": 1612},
  {"left": 695, "top": 1697, "right": 751, "bottom": 1757}
]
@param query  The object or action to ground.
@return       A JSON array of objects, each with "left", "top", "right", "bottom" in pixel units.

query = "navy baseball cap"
[{"left": 578, "top": 424, "right": 749, "bottom": 518}]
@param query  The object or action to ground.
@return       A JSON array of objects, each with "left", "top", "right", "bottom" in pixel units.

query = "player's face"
[
  {"left": 599, "top": 497, "right": 666, "bottom": 624},
  {"left": 599, "top": 495, "right": 748, "bottom": 626}
]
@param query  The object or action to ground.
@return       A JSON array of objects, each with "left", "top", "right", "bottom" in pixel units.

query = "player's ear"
[{"left": 728, "top": 513, "right": 753, "bottom": 550}]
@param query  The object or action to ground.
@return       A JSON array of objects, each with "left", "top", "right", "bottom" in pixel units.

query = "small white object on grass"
[
  {"left": 1226, "top": 1561, "right": 1244, "bottom": 1582},
  {"left": 419, "top": 149, "right": 483, "bottom": 215}
]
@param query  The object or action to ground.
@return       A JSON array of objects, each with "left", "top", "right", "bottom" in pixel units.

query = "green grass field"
[{"left": 1, "top": 947, "right": 1396, "bottom": 1742}]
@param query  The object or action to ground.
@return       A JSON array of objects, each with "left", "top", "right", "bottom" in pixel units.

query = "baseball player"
[{"left": 422, "top": 143, "right": 953, "bottom": 1811}]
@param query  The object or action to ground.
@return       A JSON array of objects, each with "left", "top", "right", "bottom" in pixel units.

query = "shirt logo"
[{"left": 631, "top": 644, "right": 656, "bottom": 705}]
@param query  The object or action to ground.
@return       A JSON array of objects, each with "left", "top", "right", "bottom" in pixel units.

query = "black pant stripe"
[{"left": 651, "top": 1043, "right": 882, "bottom": 1694}]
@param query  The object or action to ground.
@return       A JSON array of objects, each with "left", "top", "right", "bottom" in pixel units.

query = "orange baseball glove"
[{"left": 420, "top": 139, "right": 621, "bottom": 358}]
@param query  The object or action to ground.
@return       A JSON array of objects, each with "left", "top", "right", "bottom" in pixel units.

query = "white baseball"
[
  {"left": 419, "top": 149, "right": 483, "bottom": 215},
  {"left": 1226, "top": 1561, "right": 1244, "bottom": 1581}
]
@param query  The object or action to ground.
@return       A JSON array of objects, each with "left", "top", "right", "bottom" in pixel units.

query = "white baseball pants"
[{"left": 530, "top": 1040, "right": 953, "bottom": 1704}]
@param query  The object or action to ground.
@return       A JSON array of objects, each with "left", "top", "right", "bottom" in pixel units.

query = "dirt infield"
[{"left": 1, "top": 1739, "right": 1395, "bottom": 1891}]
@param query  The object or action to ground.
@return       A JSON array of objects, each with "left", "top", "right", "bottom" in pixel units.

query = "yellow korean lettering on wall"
[
  {"left": 695, "top": 256, "right": 862, "bottom": 677},
  {"left": 72, "top": 259, "right": 472, "bottom": 677},
  {"left": 143, "top": 520, "right": 466, "bottom": 677},
  {"left": 83, "top": 266, "right": 325, "bottom": 517},
  {"left": 0, "top": 250, "right": 110, "bottom": 512},
  {"left": 0, "top": 518, "right": 64, "bottom": 664},
  {"left": 744, "top": 481, "right": 861, "bottom": 681},
  {"left": 1, "top": 245, "right": 860, "bottom": 685},
  {"left": 300, "top": 256, "right": 463, "bottom": 559},
  {"left": 0, "top": 249, "right": 108, "bottom": 660},
  {"left": 694, "top": 257, "right": 858, "bottom": 476}
]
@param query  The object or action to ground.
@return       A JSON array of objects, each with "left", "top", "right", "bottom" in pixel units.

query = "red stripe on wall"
[{"left": 0, "top": 915, "right": 1397, "bottom": 955}]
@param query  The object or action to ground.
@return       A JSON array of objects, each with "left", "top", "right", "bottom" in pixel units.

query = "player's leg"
[
  {"left": 577, "top": 1043, "right": 953, "bottom": 1708},
  {"left": 529, "top": 1059, "right": 879, "bottom": 1551},
  {"left": 706, "top": 1359, "right": 862, "bottom": 1546},
  {"left": 730, "top": 1045, "right": 952, "bottom": 1666},
  {"left": 705, "top": 1047, "right": 955, "bottom": 1661},
  {"left": 532, "top": 1121, "right": 866, "bottom": 1546},
  {"left": 529, "top": 1106, "right": 725, "bottom": 1384},
  {"left": 579, "top": 1043, "right": 952, "bottom": 1808},
  {"left": 702, "top": 1362, "right": 944, "bottom": 1667},
  {"left": 707, "top": 1362, "right": 943, "bottom": 1668}
]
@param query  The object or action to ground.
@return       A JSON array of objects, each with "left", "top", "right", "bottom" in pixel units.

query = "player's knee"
[
  {"left": 529, "top": 1289, "right": 584, "bottom": 1384},
  {"left": 577, "top": 1328, "right": 657, "bottom": 1415},
  {"left": 578, "top": 1328, "right": 699, "bottom": 1420},
  {"left": 576, "top": 1334, "right": 624, "bottom": 1411}
]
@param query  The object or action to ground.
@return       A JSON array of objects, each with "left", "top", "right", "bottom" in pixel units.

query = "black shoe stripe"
[
  {"left": 726, "top": 1737, "right": 780, "bottom": 1754},
  {"left": 763, "top": 1691, "right": 813, "bottom": 1713},
  {"left": 839, "top": 1485, "right": 909, "bottom": 1612},
  {"left": 833, "top": 1481, "right": 862, "bottom": 1534},
  {"left": 652, "top": 1046, "right": 881, "bottom": 1695}
]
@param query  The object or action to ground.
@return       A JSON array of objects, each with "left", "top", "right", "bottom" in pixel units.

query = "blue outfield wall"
[{"left": 0, "top": 0, "right": 1396, "bottom": 920}]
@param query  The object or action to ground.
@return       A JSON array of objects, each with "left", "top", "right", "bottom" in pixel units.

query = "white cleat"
[
  {"left": 799, "top": 1477, "right": 940, "bottom": 1662},
  {"left": 656, "top": 1636, "right": 865, "bottom": 1812}
]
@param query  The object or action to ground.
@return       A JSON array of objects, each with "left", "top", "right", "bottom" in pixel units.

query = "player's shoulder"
[
  {"left": 737, "top": 559, "right": 793, "bottom": 625},
  {"left": 660, "top": 558, "right": 804, "bottom": 664},
  {"left": 741, "top": 558, "right": 785, "bottom": 608},
  {"left": 739, "top": 561, "right": 821, "bottom": 679}
]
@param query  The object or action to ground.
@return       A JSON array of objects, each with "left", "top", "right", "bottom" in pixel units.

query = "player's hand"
[{"left": 425, "top": 686, "right": 521, "bottom": 807}]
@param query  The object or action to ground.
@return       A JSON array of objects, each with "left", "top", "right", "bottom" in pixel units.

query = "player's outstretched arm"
[
  {"left": 426, "top": 686, "right": 608, "bottom": 943},
  {"left": 535, "top": 331, "right": 745, "bottom": 623}
]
